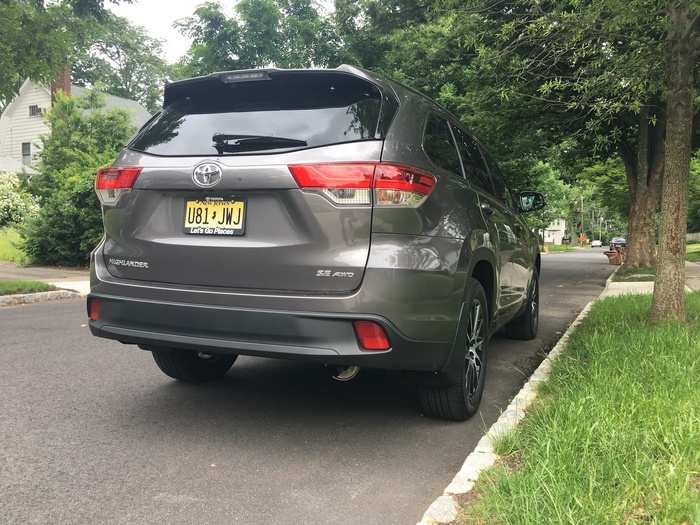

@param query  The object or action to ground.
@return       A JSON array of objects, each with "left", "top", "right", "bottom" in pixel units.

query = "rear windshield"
[{"left": 129, "top": 72, "right": 387, "bottom": 157}]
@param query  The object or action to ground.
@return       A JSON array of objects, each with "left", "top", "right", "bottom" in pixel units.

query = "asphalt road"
[{"left": 0, "top": 249, "right": 613, "bottom": 525}]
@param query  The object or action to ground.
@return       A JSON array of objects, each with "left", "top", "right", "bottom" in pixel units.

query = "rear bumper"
[
  {"left": 88, "top": 294, "right": 451, "bottom": 371},
  {"left": 88, "top": 232, "right": 468, "bottom": 371}
]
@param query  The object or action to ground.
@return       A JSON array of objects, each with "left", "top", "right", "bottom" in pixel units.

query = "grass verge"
[
  {"left": 543, "top": 244, "right": 576, "bottom": 253},
  {"left": 0, "top": 227, "right": 30, "bottom": 265},
  {"left": 612, "top": 265, "right": 656, "bottom": 282},
  {"left": 0, "top": 279, "right": 56, "bottom": 295},
  {"left": 458, "top": 293, "right": 700, "bottom": 525},
  {"left": 687, "top": 242, "right": 700, "bottom": 263}
]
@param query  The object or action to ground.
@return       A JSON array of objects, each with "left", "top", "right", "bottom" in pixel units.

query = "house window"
[
  {"left": 21, "top": 143, "right": 31, "bottom": 165},
  {"left": 29, "top": 105, "right": 42, "bottom": 117}
]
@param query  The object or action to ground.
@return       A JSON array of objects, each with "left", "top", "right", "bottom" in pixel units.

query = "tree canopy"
[
  {"left": 0, "top": 0, "right": 132, "bottom": 109},
  {"left": 72, "top": 13, "right": 168, "bottom": 113},
  {"left": 171, "top": 0, "right": 343, "bottom": 79}
]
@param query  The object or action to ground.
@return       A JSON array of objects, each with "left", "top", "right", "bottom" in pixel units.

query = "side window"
[
  {"left": 21, "top": 142, "right": 31, "bottom": 165},
  {"left": 423, "top": 114, "right": 461, "bottom": 175},
  {"left": 479, "top": 146, "right": 514, "bottom": 208},
  {"left": 451, "top": 126, "right": 493, "bottom": 193}
]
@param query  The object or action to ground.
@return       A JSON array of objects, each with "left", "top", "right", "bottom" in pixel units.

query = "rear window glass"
[{"left": 129, "top": 73, "right": 385, "bottom": 156}]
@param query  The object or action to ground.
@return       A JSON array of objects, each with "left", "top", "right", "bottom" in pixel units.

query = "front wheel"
[
  {"left": 419, "top": 278, "right": 489, "bottom": 421},
  {"left": 150, "top": 348, "right": 236, "bottom": 383}
]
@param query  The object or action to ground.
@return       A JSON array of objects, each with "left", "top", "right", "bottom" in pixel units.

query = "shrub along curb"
[
  {"left": 0, "top": 289, "right": 80, "bottom": 307},
  {"left": 416, "top": 269, "right": 619, "bottom": 525}
]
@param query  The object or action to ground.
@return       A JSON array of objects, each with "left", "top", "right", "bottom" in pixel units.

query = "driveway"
[{"left": 0, "top": 250, "right": 613, "bottom": 525}]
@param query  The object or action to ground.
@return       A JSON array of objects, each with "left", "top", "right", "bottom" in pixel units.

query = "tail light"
[
  {"left": 288, "top": 163, "right": 436, "bottom": 207},
  {"left": 95, "top": 166, "right": 142, "bottom": 205},
  {"left": 353, "top": 320, "right": 390, "bottom": 351},
  {"left": 373, "top": 164, "right": 435, "bottom": 207},
  {"left": 288, "top": 163, "right": 374, "bottom": 205}
]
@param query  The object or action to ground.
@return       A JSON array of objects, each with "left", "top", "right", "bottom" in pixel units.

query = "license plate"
[{"left": 184, "top": 199, "right": 245, "bottom": 236}]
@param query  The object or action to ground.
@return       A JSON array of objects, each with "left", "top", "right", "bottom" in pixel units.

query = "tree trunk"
[
  {"left": 650, "top": 2, "right": 696, "bottom": 323},
  {"left": 626, "top": 184, "right": 659, "bottom": 267},
  {"left": 622, "top": 111, "right": 664, "bottom": 268}
]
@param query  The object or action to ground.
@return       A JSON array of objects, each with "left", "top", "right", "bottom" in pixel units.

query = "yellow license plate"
[{"left": 184, "top": 199, "right": 245, "bottom": 236}]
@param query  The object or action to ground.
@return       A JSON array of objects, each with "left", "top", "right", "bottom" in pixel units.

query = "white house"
[
  {"left": 0, "top": 73, "right": 150, "bottom": 173},
  {"left": 544, "top": 218, "right": 568, "bottom": 245}
]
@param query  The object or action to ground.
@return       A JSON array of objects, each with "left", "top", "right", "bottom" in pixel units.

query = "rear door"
[
  {"left": 478, "top": 146, "right": 532, "bottom": 304},
  {"left": 100, "top": 71, "right": 395, "bottom": 293},
  {"left": 451, "top": 126, "right": 521, "bottom": 312}
]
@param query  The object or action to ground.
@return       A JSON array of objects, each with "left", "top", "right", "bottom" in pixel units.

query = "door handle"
[{"left": 480, "top": 202, "right": 494, "bottom": 216}]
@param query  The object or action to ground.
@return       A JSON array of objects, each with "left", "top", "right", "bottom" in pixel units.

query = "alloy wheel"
[{"left": 465, "top": 298, "right": 486, "bottom": 400}]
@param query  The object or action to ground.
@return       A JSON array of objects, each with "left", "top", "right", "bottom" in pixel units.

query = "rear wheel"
[
  {"left": 151, "top": 348, "right": 236, "bottom": 383},
  {"left": 505, "top": 268, "right": 539, "bottom": 340},
  {"left": 419, "top": 279, "right": 489, "bottom": 421}
]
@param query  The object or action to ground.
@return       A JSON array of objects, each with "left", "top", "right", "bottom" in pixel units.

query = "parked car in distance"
[
  {"left": 87, "top": 65, "right": 545, "bottom": 420},
  {"left": 610, "top": 237, "right": 627, "bottom": 250},
  {"left": 591, "top": 240, "right": 602, "bottom": 247}
]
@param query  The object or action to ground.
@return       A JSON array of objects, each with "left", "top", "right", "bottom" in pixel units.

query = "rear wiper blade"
[{"left": 212, "top": 134, "right": 307, "bottom": 148}]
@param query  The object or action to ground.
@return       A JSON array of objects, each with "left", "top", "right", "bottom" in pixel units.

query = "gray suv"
[{"left": 88, "top": 65, "right": 544, "bottom": 420}]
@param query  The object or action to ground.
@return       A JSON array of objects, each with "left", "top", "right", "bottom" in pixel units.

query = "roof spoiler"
[{"left": 162, "top": 65, "right": 392, "bottom": 108}]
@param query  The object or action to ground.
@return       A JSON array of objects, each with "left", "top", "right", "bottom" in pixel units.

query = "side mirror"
[{"left": 518, "top": 191, "right": 546, "bottom": 213}]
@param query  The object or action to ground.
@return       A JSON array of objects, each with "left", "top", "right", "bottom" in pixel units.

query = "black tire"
[
  {"left": 151, "top": 348, "right": 236, "bottom": 383},
  {"left": 505, "top": 268, "right": 539, "bottom": 340},
  {"left": 419, "top": 278, "right": 489, "bottom": 421}
]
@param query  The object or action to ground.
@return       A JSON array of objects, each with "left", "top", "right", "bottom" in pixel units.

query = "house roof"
[
  {"left": 71, "top": 85, "right": 151, "bottom": 128},
  {"left": 0, "top": 79, "right": 151, "bottom": 129}
]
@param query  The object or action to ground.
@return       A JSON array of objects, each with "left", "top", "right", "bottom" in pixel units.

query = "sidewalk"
[
  {"left": 601, "top": 261, "right": 700, "bottom": 298},
  {"left": 0, "top": 261, "right": 90, "bottom": 295}
]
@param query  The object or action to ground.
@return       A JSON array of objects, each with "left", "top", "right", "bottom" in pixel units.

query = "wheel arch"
[
  {"left": 466, "top": 248, "right": 497, "bottom": 321},
  {"left": 433, "top": 247, "right": 497, "bottom": 380}
]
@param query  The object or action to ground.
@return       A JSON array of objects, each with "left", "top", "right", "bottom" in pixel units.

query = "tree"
[
  {"left": 72, "top": 14, "right": 168, "bottom": 113},
  {"left": 0, "top": 1, "right": 73, "bottom": 109},
  {"left": 172, "top": 0, "right": 342, "bottom": 79},
  {"left": 275, "top": 0, "right": 345, "bottom": 68},
  {"left": 466, "top": 1, "right": 678, "bottom": 269},
  {"left": 519, "top": 162, "right": 574, "bottom": 235},
  {"left": 22, "top": 90, "right": 134, "bottom": 266},
  {"left": 0, "top": 0, "right": 131, "bottom": 110},
  {"left": 335, "top": 0, "right": 699, "bottom": 321},
  {"left": 650, "top": 2, "right": 699, "bottom": 323}
]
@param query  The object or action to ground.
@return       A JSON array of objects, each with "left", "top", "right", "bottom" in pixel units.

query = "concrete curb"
[
  {"left": 0, "top": 289, "right": 80, "bottom": 307},
  {"left": 417, "top": 278, "right": 611, "bottom": 524},
  {"left": 606, "top": 265, "right": 620, "bottom": 286}
]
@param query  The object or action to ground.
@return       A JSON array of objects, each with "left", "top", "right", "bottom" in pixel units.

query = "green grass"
[
  {"left": 544, "top": 244, "right": 576, "bottom": 253},
  {"left": 612, "top": 265, "right": 657, "bottom": 282},
  {"left": 0, "top": 227, "right": 30, "bottom": 265},
  {"left": 687, "top": 243, "right": 700, "bottom": 263},
  {"left": 0, "top": 279, "right": 55, "bottom": 295},
  {"left": 459, "top": 293, "right": 700, "bottom": 525}
]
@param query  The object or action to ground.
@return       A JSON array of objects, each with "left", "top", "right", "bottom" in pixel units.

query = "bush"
[
  {"left": 0, "top": 172, "right": 39, "bottom": 227},
  {"left": 22, "top": 91, "right": 135, "bottom": 266},
  {"left": 22, "top": 163, "right": 109, "bottom": 266}
]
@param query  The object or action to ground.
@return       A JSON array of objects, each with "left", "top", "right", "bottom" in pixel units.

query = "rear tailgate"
[{"left": 99, "top": 70, "right": 396, "bottom": 294}]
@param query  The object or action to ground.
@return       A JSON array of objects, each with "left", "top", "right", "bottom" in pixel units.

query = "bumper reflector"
[
  {"left": 353, "top": 320, "right": 390, "bottom": 351},
  {"left": 88, "top": 298, "right": 100, "bottom": 321}
]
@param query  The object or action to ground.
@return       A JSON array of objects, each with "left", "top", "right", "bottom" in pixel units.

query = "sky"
[{"left": 108, "top": 0, "right": 334, "bottom": 64}]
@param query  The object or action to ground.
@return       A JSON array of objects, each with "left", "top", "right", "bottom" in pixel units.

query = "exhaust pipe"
[{"left": 331, "top": 365, "right": 360, "bottom": 382}]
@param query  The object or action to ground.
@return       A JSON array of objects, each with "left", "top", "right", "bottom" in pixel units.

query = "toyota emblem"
[{"left": 193, "top": 162, "right": 223, "bottom": 188}]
